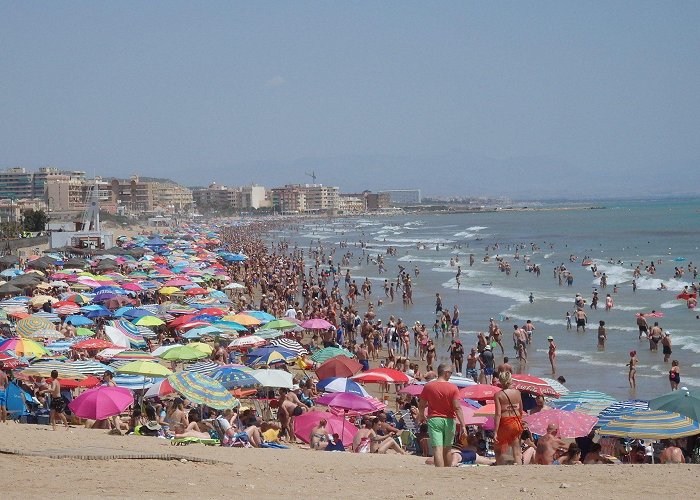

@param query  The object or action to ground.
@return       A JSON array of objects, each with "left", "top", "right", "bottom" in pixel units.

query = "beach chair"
[{"left": 212, "top": 417, "right": 252, "bottom": 448}]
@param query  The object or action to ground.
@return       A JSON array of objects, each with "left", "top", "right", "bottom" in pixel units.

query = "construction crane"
[{"left": 305, "top": 170, "right": 317, "bottom": 183}]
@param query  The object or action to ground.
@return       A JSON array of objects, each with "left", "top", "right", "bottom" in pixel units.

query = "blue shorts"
[
  {"left": 484, "top": 367, "right": 494, "bottom": 376},
  {"left": 0, "top": 389, "right": 6, "bottom": 407},
  {"left": 360, "top": 359, "right": 369, "bottom": 371},
  {"left": 452, "top": 319, "right": 460, "bottom": 326}
]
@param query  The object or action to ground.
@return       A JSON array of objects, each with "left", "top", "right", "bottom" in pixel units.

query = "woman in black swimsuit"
[{"left": 669, "top": 360, "right": 680, "bottom": 391}]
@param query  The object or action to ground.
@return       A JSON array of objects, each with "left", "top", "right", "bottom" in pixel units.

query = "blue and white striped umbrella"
[
  {"left": 45, "top": 338, "right": 81, "bottom": 352},
  {"left": 113, "top": 374, "right": 160, "bottom": 390},
  {"left": 210, "top": 366, "right": 259, "bottom": 389},
  {"left": 31, "top": 311, "right": 61, "bottom": 323},
  {"left": 596, "top": 400, "right": 650, "bottom": 427},
  {"left": 554, "top": 390, "right": 616, "bottom": 405},
  {"left": 598, "top": 409, "right": 700, "bottom": 439},
  {"left": 270, "top": 338, "right": 308, "bottom": 355},
  {"left": 317, "top": 377, "right": 370, "bottom": 397},
  {"left": 184, "top": 360, "right": 219, "bottom": 376}
]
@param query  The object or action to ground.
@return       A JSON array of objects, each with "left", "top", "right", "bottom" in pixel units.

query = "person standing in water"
[
  {"left": 597, "top": 321, "right": 607, "bottom": 350},
  {"left": 547, "top": 336, "right": 557, "bottom": 374},
  {"left": 627, "top": 351, "right": 638, "bottom": 389}
]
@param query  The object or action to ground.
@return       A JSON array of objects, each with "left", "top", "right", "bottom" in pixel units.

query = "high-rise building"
[{"left": 271, "top": 184, "right": 339, "bottom": 214}]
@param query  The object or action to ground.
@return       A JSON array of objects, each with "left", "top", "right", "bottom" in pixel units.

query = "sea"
[{"left": 269, "top": 198, "right": 700, "bottom": 400}]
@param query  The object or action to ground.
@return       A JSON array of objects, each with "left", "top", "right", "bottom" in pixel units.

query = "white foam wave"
[
  {"left": 453, "top": 231, "right": 476, "bottom": 238},
  {"left": 634, "top": 276, "right": 691, "bottom": 291},
  {"left": 590, "top": 263, "right": 633, "bottom": 286},
  {"left": 507, "top": 313, "right": 563, "bottom": 327},
  {"left": 672, "top": 335, "right": 700, "bottom": 354},
  {"left": 613, "top": 305, "right": 644, "bottom": 312},
  {"left": 659, "top": 300, "right": 682, "bottom": 309},
  {"left": 378, "top": 236, "right": 456, "bottom": 244},
  {"left": 398, "top": 255, "right": 451, "bottom": 265},
  {"left": 442, "top": 280, "right": 531, "bottom": 303},
  {"left": 431, "top": 267, "right": 485, "bottom": 277}
]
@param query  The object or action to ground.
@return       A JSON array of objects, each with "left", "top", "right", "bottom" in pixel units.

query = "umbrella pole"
[{"left": 342, "top": 409, "right": 346, "bottom": 448}]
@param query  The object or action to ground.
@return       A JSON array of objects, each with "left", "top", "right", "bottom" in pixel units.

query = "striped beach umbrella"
[
  {"left": 351, "top": 368, "right": 411, "bottom": 384},
  {"left": 167, "top": 372, "right": 239, "bottom": 410},
  {"left": 0, "top": 337, "right": 50, "bottom": 357},
  {"left": 541, "top": 377, "right": 570, "bottom": 396},
  {"left": 555, "top": 390, "right": 617, "bottom": 405},
  {"left": 184, "top": 360, "right": 220, "bottom": 376},
  {"left": 310, "top": 347, "right": 354, "bottom": 364},
  {"left": 16, "top": 316, "right": 55, "bottom": 337},
  {"left": 254, "top": 329, "right": 285, "bottom": 340},
  {"left": 110, "top": 350, "right": 156, "bottom": 361},
  {"left": 316, "top": 377, "right": 370, "bottom": 397},
  {"left": 574, "top": 400, "right": 619, "bottom": 416},
  {"left": 597, "top": 410, "right": 700, "bottom": 439},
  {"left": 228, "top": 335, "right": 266, "bottom": 349},
  {"left": 113, "top": 374, "right": 158, "bottom": 390},
  {"left": 270, "top": 338, "right": 308, "bottom": 355},
  {"left": 596, "top": 400, "right": 650, "bottom": 427},
  {"left": 106, "top": 320, "right": 146, "bottom": 349}
]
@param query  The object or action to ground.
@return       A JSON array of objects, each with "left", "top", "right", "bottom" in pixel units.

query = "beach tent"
[{"left": 5, "top": 380, "right": 32, "bottom": 419}]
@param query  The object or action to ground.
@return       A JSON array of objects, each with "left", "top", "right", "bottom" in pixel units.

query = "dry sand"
[{"left": 0, "top": 423, "right": 696, "bottom": 499}]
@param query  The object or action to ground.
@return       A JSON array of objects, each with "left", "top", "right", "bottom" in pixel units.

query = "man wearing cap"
[
  {"left": 418, "top": 363, "right": 466, "bottom": 467},
  {"left": 479, "top": 345, "right": 495, "bottom": 384}
]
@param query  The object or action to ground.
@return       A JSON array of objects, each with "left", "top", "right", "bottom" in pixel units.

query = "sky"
[{"left": 1, "top": 1, "right": 699, "bottom": 198}]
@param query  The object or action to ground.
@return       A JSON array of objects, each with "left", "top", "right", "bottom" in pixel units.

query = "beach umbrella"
[
  {"left": 351, "top": 368, "right": 410, "bottom": 384},
  {"left": 264, "top": 319, "right": 298, "bottom": 330},
  {"left": 294, "top": 411, "right": 357, "bottom": 447},
  {"left": 110, "top": 350, "right": 155, "bottom": 361},
  {"left": 574, "top": 400, "right": 619, "bottom": 416},
  {"left": 310, "top": 347, "right": 354, "bottom": 364},
  {"left": 555, "top": 390, "right": 616, "bottom": 405},
  {"left": 21, "top": 364, "right": 85, "bottom": 380},
  {"left": 249, "top": 368, "right": 294, "bottom": 389},
  {"left": 29, "top": 295, "right": 57, "bottom": 308},
  {"left": 158, "top": 345, "right": 208, "bottom": 362},
  {"left": 223, "top": 282, "right": 245, "bottom": 290},
  {"left": 188, "top": 342, "right": 213, "bottom": 355},
  {"left": 458, "top": 384, "right": 500, "bottom": 401},
  {"left": 144, "top": 379, "right": 175, "bottom": 399},
  {"left": 460, "top": 404, "right": 489, "bottom": 426},
  {"left": 184, "top": 360, "right": 219, "bottom": 375},
  {"left": 398, "top": 384, "right": 425, "bottom": 397},
  {"left": 301, "top": 318, "right": 334, "bottom": 330},
  {"left": 316, "top": 377, "right": 370, "bottom": 397},
  {"left": 254, "top": 329, "right": 285, "bottom": 340},
  {"left": 596, "top": 400, "right": 650, "bottom": 427},
  {"left": 133, "top": 315, "right": 164, "bottom": 327},
  {"left": 55, "top": 304, "right": 82, "bottom": 315},
  {"left": 541, "top": 377, "right": 570, "bottom": 396},
  {"left": 86, "top": 307, "right": 113, "bottom": 319},
  {"left": 269, "top": 338, "right": 308, "bottom": 355},
  {"left": 473, "top": 403, "right": 496, "bottom": 417},
  {"left": 509, "top": 374, "right": 560, "bottom": 397},
  {"left": 228, "top": 335, "right": 266, "bottom": 349},
  {"left": 0, "top": 337, "right": 50, "bottom": 357},
  {"left": 0, "top": 352, "right": 25, "bottom": 370},
  {"left": 244, "top": 310, "right": 275, "bottom": 322},
  {"left": 68, "top": 386, "right": 134, "bottom": 420},
  {"left": 212, "top": 320, "right": 248, "bottom": 332},
  {"left": 65, "top": 360, "right": 114, "bottom": 375},
  {"left": 315, "top": 355, "right": 363, "bottom": 379},
  {"left": 597, "top": 410, "right": 700, "bottom": 439},
  {"left": 65, "top": 315, "right": 93, "bottom": 326},
  {"left": 31, "top": 311, "right": 61, "bottom": 323},
  {"left": 113, "top": 374, "right": 157, "bottom": 390},
  {"left": 222, "top": 313, "right": 261, "bottom": 326},
  {"left": 26, "top": 329, "right": 64, "bottom": 340},
  {"left": 16, "top": 316, "right": 55, "bottom": 337},
  {"left": 210, "top": 366, "right": 259, "bottom": 389},
  {"left": 104, "top": 325, "right": 131, "bottom": 349},
  {"left": 167, "top": 372, "right": 239, "bottom": 410},
  {"left": 73, "top": 338, "right": 121, "bottom": 350},
  {"left": 317, "top": 392, "right": 376, "bottom": 414},
  {"left": 116, "top": 360, "right": 173, "bottom": 377},
  {"left": 106, "top": 320, "right": 146, "bottom": 349},
  {"left": 524, "top": 409, "right": 598, "bottom": 438},
  {"left": 247, "top": 350, "right": 293, "bottom": 368},
  {"left": 75, "top": 328, "right": 95, "bottom": 337},
  {"left": 649, "top": 388, "right": 700, "bottom": 422},
  {"left": 122, "top": 308, "right": 152, "bottom": 320}
]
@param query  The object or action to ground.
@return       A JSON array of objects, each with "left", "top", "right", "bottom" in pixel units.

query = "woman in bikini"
[
  {"left": 493, "top": 371, "right": 523, "bottom": 465},
  {"left": 627, "top": 351, "right": 638, "bottom": 389},
  {"left": 309, "top": 419, "right": 330, "bottom": 450},
  {"left": 669, "top": 360, "right": 681, "bottom": 391}
]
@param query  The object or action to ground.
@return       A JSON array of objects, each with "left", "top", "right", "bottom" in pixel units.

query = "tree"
[{"left": 22, "top": 209, "right": 49, "bottom": 232}]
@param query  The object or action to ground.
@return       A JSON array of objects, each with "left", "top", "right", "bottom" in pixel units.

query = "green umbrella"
[
  {"left": 76, "top": 328, "right": 95, "bottom": 337},
  {"left": 158, "top": 345, "right": 209, "bottom": 362},
  {"left": 649, "top": 388, "right": 700, "bottom": 422},
  {"left": 117, "top": 360, "right": 173, "bottom": 377},
  {"left": 310, "top": 347, "right": 354, "bottom": 364},
  {"left": 264, "top": 319, "right": 298, "bottom": 330}
]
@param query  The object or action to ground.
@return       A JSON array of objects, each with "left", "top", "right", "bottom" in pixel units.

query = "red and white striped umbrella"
[{"left": 510, "top": 374, "right": 560, "bottom": 397}]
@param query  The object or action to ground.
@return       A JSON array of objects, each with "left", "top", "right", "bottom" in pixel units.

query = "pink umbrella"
[
  {"left": 68, "top": 386, "right": 134, "bottom": 420},
  {"left": 317, "top": 392, "right": 376, "bottom": 414},
  {"left": 301, "top": 318, "right": 334, "bottom": 330},
  {"left": 351, "top": 368, "right": 410, "bottom": 384},
  {"left": 294, "top": 410, "right": 358, "bottom": 447},
  {"left": 524, "top": 409, "right": 598, "bottom": 438},
  {"left": 399, "top": 384, "right": 425, "bottom": 396}
]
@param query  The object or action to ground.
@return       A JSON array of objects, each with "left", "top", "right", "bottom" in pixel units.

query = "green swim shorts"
[{"left": 427, "top": 417, "right": 456, "bottom": 448}]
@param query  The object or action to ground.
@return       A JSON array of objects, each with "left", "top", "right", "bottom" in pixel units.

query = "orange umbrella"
[{"left": 222, "top": 313, "right": 261, "bottom": 326}]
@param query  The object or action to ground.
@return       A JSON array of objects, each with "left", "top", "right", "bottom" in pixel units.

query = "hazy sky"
[{"left": 1, "top": 2, "right": 699, "bottom": 197}]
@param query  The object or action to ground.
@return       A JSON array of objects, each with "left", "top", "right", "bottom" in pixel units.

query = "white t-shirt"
[{"left": 284, "top": 308, "right": 297, "bottom": 319}]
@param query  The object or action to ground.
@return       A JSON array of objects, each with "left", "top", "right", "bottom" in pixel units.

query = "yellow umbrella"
[
  {"left": 188, "top": 342, "right": 213, "bottom": 355},
  {"left": 29, "top": 295, "right": 57, "bottom": 307},
  {"left": 133, "top": 315, "right": 165, "bottom": 326},
  {"left": 222, "top": 313, "right": 261, "bottom": 326},
  {"left": 159, "top": 287, "right": 180, "bottom": 295},
  {"left": 116, "top": 360, "right": 173, "bottom": 377}
]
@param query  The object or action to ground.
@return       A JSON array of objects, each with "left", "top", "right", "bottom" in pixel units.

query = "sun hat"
[
  {"left": 145, "top": 421, "right": 161, "bottom": 431},
  {"left": 547, "top": 336, "right": 554, "bottom": 340},
  {"left": 484, "top": 345, "right": 491, "bottom": 350}
]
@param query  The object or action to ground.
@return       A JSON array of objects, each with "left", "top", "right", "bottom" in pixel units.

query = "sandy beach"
[{"left": 1, "top": 423, "right": 697, "bottom": 499}]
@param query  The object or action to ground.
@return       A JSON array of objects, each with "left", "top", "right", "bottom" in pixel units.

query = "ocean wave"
[
  {"left": 376, "top": 236, "right": 456, "bottom": 244},
  {"left": 634, "top": 276, "right": 691, "bottom": 291},
  {"left": 589, "top": 263, "right": 633, "bottom": 286},
  {"left": 613, "top": 305, "right": 644, "bottom": 312},
  {"left": 453, "top": 231, "right": 477, "bottom": 239},
  {"left": 442, "top": 280, "right": 532, "bottom": 303},
  {"left": 659, "top": 300, "right": 682, "bottom": 309},
  {"left": 398, "top": 255, "right": 452, "bottom": 265},
  {"left": 671, "top": 335, "right": 700, "bottom": 354},
  {"left": 537, "top": 348, "right": 628, "bottom": 368},
  {"left": 431, "top": 267, "right": 485, "bottom": 277}
]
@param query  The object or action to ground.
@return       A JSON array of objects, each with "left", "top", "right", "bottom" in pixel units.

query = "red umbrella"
[
  {"left": 198, "top": 308, "right": 226, "bottom": 316},
  {"left": 52, "top": 376, "right": 101, "bottom": 389},
  {"left": 458, "top": 384, "right": 500, "bottom": 401},
  {"left": 293, "top": 410, "right": 357, "bottom": 447},
  {"left": 168, "top": 314, "right": 196, "bottom": 328},
  {"left": 315, "top": 355, "right": 363, "bottom": 380},
  {"left": 73, "top": 338, "right": 121, "bottom": 350},
  {"left": 509, "top": 374, "right": 560, "bottom": 397},
  {"left": 351, "top": 368, "right": 410, "bottom": 384},
  {"left": 185, "top": 287, "right": 208, "bottom": 296}
]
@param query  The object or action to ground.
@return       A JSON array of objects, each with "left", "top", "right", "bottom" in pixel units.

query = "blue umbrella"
[
  {"left": 213, "top": 320, "right": 249, "bottom": 332},
  {"left": 245, "top": 310, "right": 276, "bottom": 322},
  {"left": 210, "top": 367, "right": 259, "bottom": 389},
  {"left": 122, "top": 308, "right": 152, "bottom": 320},
  {"left": 316, "top": 377, "right": 369, "bottom": 397},
  {"left": 86, "top": 307, "right": 113, "bottom": 319},
  {"left": 167, "top": 372, "right": 238, "bottom": 410},
  {"left": 113, "top": 306, "right": 134, "bottom": 317},
  {"left": 596, "top": 400, "right": 650, "bottom": 427},
  {"left": 65, "top": 315, "right": 94, "bottom": 326}
]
